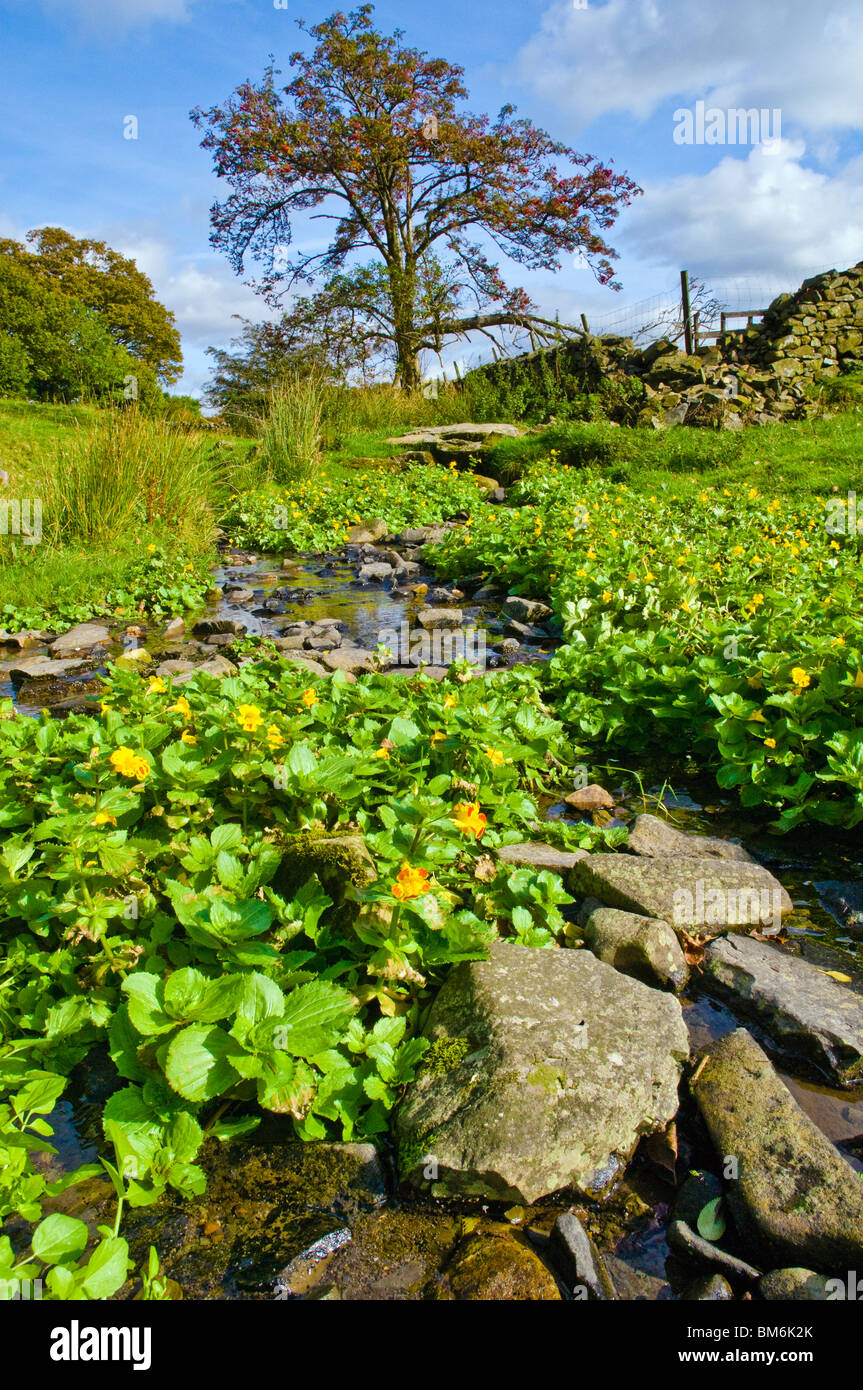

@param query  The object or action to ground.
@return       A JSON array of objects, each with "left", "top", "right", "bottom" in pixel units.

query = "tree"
[
  {"left": 192, "top": 4, "right": 641, "bottom": 390},
  {"left": 1, "top": 228, "right": 182, "bottom": 385}
]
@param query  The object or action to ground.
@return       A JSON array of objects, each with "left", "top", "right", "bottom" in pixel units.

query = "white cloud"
[
  {"left": 516, "top": 0, "right": 863, "bottom": 132},
  {"left": 622, "top": 140, "right": 863, "bottom": 283}
]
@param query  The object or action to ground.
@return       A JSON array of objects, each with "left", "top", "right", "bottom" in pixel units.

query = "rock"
[
  {"left": 0, "top": 629, "right": 53, "bottom": 649},
  {"left": 495, "top": 638, "right": 521, "bottom": 658},
  {"left": 320, "top": 649, "right": 379, "bottom": 675},
  {"left": 192, "top": 618, "right": 246, "bottom": 638},
  {"left": 204, "top": 633, "right": 235, "bottom": 647},
  {"left": 702, "top": 934, "right": 863, "bottom": 1087},
  {"left": 398, "top": 526, "right": 447, "bottom": 545},
  {"left": 433, "top": 1233, "right": 560, "bottom": 1301},
  {"left": 582, "top": 906, "right": 689, "bottom": 993},
  {"left": 163, "top": 617, "right": 185, "bottom": 641},
  {"left": 692, "top": 1029, "right": 863, "bottom": 1271},
  {"left": 357, "top": 563, "right": 394, "bottom": 582},
  {"left": 49, "top": 622, "right": 110, "bottom": 656},
  {"left": 814, "top": 880, "right": 863, "bottom": 937},
  {"left": 9, "top": 657, "right": 90, "bottom": 681},
  {"left": 233, "top": 1214, "right": 352, "bottom": 1296},
  {"left": 473, "top": 584, "right": 503, "bottom": 601},
  {"left": 504, "top": 618, "right": 547, "bottom": 641},
  {"left": 177, "top": 656, "right": 238, "bottom": 681},
  {"left": 283, "top": 655, "right": 330, "bottom": 678},
  {"left": 502, "top": 595, "right": 553, "bottom": 624},
  {"left": 271, "top": 635, "right": 305, "bottom": 651},
  {"left": 274, "top": 832, "right": 377, "bottom": 905},
  {"left": 570, "top": 854, "right": 792, "bottom": 934},
  {"left": 204, "top": 1139, "right": 386, "bottom": 1212},
  {"left": 758, "top": 1268, "right": 835, "bottom": 1300},
  {"left": 396, "top": 941, "right": 689, "bottom": 1204},
  {"left": 565, "top": 784, "right": 615, "bottom": 812},
  {"left": 347, "top": 519, "right": 388, "bottom": 545},
  {"left": 602, "top": 1254, "right": 673, "bottom": 1301},
  {"left": 667, "top": 1220, "right": 761, "bottom": 1282},
  {"left": 417, "top": 608, "right": 463, "bottom": 630},
  {"left": 627, "top": 813, "right": 752, "bottom": 862},
  {"left": 387, "top": 422, "right": 520, "bottom": 446},
  {"left": 549, "top": 1212, "right": 616, "bottom": 1299},
  {"left": 224, "top": 586, "right": 255, "bottom": 604},
  {"left": 682, "top": 1273, "right": 734, "bottom": 1300},
  {"left": 496, "top": 842, "right": 588, "bottom": 886}
]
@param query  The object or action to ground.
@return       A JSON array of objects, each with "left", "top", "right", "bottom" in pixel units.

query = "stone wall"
[{"left": 463, "top": 261, "right": 863, "bottom": 429}]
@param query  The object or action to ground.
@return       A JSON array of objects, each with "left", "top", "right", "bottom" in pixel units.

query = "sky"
[{"left": 1, "top": 0, "right": 862, "bottom": 398}]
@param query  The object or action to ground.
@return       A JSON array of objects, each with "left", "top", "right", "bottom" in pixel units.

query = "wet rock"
[
  {"left": 667, "top": 1220, "right": 761, "bottom": 1282},
  {"left": 814, "top": 880, "right": 863, "bottom": 937},
  {"left": 494, "top": 637, "right": 521, "bottom": 658},
  {"left": 347, "top": 519, "right": 388, "bottom": 544},
  {"left": 570, "top": 854, "right": 792, "bottom": 934},
  {"left": 282, "top": 655, "right": 329, "bottom": 678},
  {"left": 271, "top": 636, "right": 305, "bottom": 651},
  {"left": 758, "top": 1268, "right": 835, "bottom": 1300},
  {"left": 549, "top": 1212, "right": 616, "bottom": 1299},
  {"left": 603, "top": 1253, "right": 673, "bottom": 1301},
  {"left": 233, "top": 1213, "right": 352, "bottom": 1297},
  {"left": 192, "top": 618, "right": 246, "bottom": 638},
  {"left": 163, "top": 617, "right": 185, "bottom": 641},
  {"left": 502, "top": 595, "right": 553, "bottom": 624},
  {"left": 397, "top": 940, "right": 689, "bottom": 1204},
  {"left": 320, "top": 649, "right": 380, "bottom": 675},
  {"left": 565, "top": 783, "right": 615, "bottom": 812},
  {"left": 582, "top": 906, "right": 689, "bottom": 993},
  {"left": 9, "top": 656, "right": 91, "bottom": 681},
  {"left": 171, "top": 656, "right": 238, "bottom": 682},
  {"left": 203, "top": 1139, "right": 386, "bottom": 1213},
  {"left": 225, "top": 586, "right": 255, "bottom": 605},
  {"left": 682, "top": 1273, "right": 734, "bottom": 1300},
  {"left": 433, "top": 1232, "right": 560, "bottom": 1301},
  {"left": 357, "top": 562, "right": 394, "bottom": 582},
  {"left": 305, "top": 632, "right": 342, "bottom": 651},
  {"left": 50, "top": 622, "right": 110, "bottom": 656},
  {"left": 496, "top": 841, "right": 588, "bottom": 886},
  {"left": 204, "top": 633, "right": 236, "bottom": 647},
  {"left": 473, "top": 583, "right": 504, "bottom": 601},
  {"left": 703, "top": 934, "right": 863, "bottom": 1087},
  {"left": 417, "top": 607, "right": 463, "bottom": 630},
  {"left": 693, "top": 1028, "right": 863, "bottom": 1271},
  {"left": 0, "top": 628, "right": 53, "bottom": 648},
  {"left": 504, "top": 618, "right": 547, "bottom": 642},
  {"left": 627, "top": 813, "right": 752, "bottom": 863}
]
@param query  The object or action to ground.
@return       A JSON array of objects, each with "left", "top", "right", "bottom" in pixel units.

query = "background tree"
[
  {"left": 1, "top": 228, "right": 182, "bottom": 386},
  {"left": 192, "top": 4, "right": 641, "bottom": 390}
]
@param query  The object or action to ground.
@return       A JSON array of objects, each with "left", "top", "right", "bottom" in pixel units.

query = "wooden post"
[
  {"left": 680, "top": 270, "right": 693, "bottom": 355},
  {"left": 692, "top": 310, "right": 700, "bottom": 349},
  {"left": 580, "top": 313, "right": 590, "bottom": 335}
]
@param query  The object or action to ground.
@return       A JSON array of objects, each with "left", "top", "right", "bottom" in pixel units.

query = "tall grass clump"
[
  {"left": 49, "top": 407, "right": 226, "bottom": 550},
  {"left": 259, "top": 373, "right": 324, "bottom": 482}
]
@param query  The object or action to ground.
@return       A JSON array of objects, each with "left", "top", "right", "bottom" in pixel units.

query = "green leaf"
[
  {"left": 165, "top": 1025, "right": 240, "bottom": 1103},
  {"left": 123, "top": 973, "right": 174, "bottom": 1036},
  {"left": 696, "top": 1196, "right": 726, "bottom": 1242},
  {"left": 80, "top": 1237, "right": 131, "bottom": 1299},
  {"left": 274, "top": 980, "right": 356, "bottom": 1058},
  {"left": 31, "top": 1213, "right": 88, "bottom": 1265}
]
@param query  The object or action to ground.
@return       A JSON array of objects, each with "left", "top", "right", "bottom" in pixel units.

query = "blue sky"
[{"left": 2, "top": 0, "right": 862, "bottom": 397}]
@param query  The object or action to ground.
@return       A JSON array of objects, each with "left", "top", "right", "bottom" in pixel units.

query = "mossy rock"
[{"left": 273, "top": 829, "right": 376, "bottom": 904}]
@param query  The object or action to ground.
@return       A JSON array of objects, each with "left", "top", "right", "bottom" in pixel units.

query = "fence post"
[{"left": 680, "top": 270, "right": 693, "bottom": 355}]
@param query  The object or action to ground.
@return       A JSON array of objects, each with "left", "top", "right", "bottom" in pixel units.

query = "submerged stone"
[{"left": 432, "top": 1232, "right": 560, "bottom": 1301}]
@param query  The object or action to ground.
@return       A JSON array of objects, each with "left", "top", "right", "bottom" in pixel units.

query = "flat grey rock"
[
  {"left": 582, "top": 906, "right": 689, "bottom": 993},
  {"left": 627, "top": 813, "right": 752, "bottom": 862},
  {"left": 571, "top": 854, "right": 792, "bottom": 933},
  {"left": 396, "top": 941, "right": 689, "bottom": 1204},
  {"left": 703, "top": 934, "right": 863, "bottom": 1086},
  {"left": 417, "top": 608, "right": 463, "bottom": 630},
  {"left": 496, "top": 842, "right": 588, "bottom": 884},
  {"left": 50, "top": 622, "right": 110, "bottom": 655}
]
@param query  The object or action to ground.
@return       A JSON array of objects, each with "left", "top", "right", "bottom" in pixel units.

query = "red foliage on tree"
[{"left": 192, "top": 4, "right": 641, "bottom": 388}]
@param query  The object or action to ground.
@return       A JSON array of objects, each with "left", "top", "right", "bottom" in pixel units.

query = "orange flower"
[
  {"left": 391, "top": 863, "right": 430, "bottom": 900},
  {"left": 451, "top": 802, "right": 487, "bottom": 838},
  {"left": 301, "top": 688, "right": 319, "bottom": 708}
]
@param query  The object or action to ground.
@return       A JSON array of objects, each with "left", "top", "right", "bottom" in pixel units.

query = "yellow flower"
[
  {"left": 765, "top": 738, "right": 777, "bottom": 749},
  {"left": 301, "top": 688, "right": 319, "bottom": 708},
  {"left": 181, "top": 730, "right": 197, "bottom": 745},
  {"left": 748, "top": 709, "right": 767, "bottom": 723},
  {"left": 169, "top": 695, "right": 191, "bottom": 718},
  {"left": 147, "top": 543, "right": 156, "bottom": 553},
  {"left": 373, "top": 746, "right": 390, "bottom": 759},
  {"left": 748, "top": 488, "right": 758, "bottom": 500},
  {"left": 602, "top": 590, "right": 613, "bottom": 603},
  {"left": 391, "top": 863, "right": 430, "bottom": 900},
  {"left": 791, "top": 667, "right": 810, "bottom": 689},
  {"left": 443, "top": 694, "right": 457, "bottom": 710},
  {"left": 431, "top": 730, "right": 445, "bottom": 745},
  {"left": 645, "top": 571, "right": 655, "bottom": 583},
  {"left": 451, "top": 801, "right": 487, "bottom": 839},
  {"left": 732, "top": 545, "right": 744, "bottom": 558},
  {"left": 266, "top": 725, "right": 284, "bottom": 749},
  {"left": 484, "top": 746, "right": 505, "bottom": 767},
  {"left": 237, "top": 703, "right": 263, "bottom": 733},
  {"left": 109, "top": 746, "right": 150, "bottom": 780},
  {"left": 146, "top": 677, "right": 167, "bottom": 695},
  {"left": 92, "top": 811, "right": 117, "bottom": 826}
]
